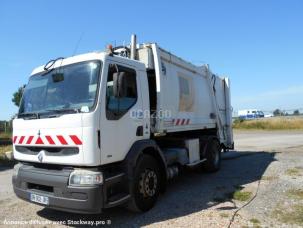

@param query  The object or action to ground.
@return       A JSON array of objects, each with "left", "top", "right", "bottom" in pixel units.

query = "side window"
[{"left": 106, "top": 64, "right": 137, "bottom": 120}]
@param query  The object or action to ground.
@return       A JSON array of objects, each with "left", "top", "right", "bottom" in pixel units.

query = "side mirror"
[
  {"left": 52, "top": 73, "right": 64, "bottom": 83},
  {"left": 113, "top": 72, "right": 127, "bottom": 98}
]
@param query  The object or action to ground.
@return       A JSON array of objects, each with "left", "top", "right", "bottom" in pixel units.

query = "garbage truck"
[{"left": 12, "top": 35, "right": 233, "bottom": 213}]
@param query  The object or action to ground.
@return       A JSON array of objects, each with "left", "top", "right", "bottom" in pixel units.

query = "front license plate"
[{"left": 30, "top": 193, "right": 49, "bottom": 205}]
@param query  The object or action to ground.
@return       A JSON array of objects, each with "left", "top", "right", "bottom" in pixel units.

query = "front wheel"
[{"left": 127, "top": 154, "right": 161, "bottom": 212}]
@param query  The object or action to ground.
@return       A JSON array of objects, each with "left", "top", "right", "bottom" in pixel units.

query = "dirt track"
[{"left": 0, "top": 130, "right": 303, "bottom": 227}]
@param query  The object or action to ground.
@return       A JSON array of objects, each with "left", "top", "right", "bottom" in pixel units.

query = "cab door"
[{"left": 100, "top": 60, "right": 146, "bottom": 165}]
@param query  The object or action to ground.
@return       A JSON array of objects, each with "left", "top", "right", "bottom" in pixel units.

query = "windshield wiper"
[
  {"left": 18, "top": 112, "right": 40, "bottom": 119},
  {"left": 44, "top": 108, "right": 80, "bottom": 114}
]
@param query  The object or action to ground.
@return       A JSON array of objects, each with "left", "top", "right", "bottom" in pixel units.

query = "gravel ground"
[{"left": 0, "top": 130, "right": 302, "bottom": 228}]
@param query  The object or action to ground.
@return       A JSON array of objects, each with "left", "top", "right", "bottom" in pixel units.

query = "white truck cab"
[{"left": 12, "top": 35, "right": 233, "bottom": 213}]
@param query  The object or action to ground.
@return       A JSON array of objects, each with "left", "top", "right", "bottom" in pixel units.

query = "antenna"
[{"left": 72, "top": 32, "right": 85, "bottom": 56}]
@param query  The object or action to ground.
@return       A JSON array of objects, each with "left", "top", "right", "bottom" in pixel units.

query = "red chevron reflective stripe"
[
  {"left": 18, "top": 136, "right": 25, "bottom": 144},
  {"left": 35, "top": 137, "right": 44, "bottom": 144},
  {"left": 70, "top": 135, "right": 82, "bottom": 145},
  {"left": 45, "top": 135, "right": 55, "bottom": 145},
  {"left": 26, "top": 136, "right": 34, "bottom": 144},
  {"left": 173, "top": 118, "right": 191, "bottom": 125},
  {"left": 57, "top": 135, "right": 68, "bottom": 145},
  {"left": 14, "top": 135, "right": 82, "bottom": 145}
]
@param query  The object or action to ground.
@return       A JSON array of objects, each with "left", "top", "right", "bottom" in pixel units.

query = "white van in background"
[{"left": 238, "top": 109, "right": 264, "bottom": 119}]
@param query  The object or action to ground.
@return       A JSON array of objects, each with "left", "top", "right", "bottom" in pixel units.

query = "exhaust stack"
[{"left": 130, "top": 34, "right": 137, "bottom": 60}]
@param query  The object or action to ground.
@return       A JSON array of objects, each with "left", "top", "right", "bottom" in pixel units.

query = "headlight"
[
  {"left": 69, "top": 169, "right": 103, "bottom": 186},
  {"left": 13, "top": 163, "right": 22, "bottom": 177}
]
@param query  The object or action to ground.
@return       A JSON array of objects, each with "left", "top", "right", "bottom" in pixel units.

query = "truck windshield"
[{"left": 19, "top": 61, "right": 101, "bottom": 117}]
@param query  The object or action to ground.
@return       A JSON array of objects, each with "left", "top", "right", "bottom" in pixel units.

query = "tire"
[
  {"left": 202, "top": 138, "right": 221, "bottom": 172},
  {"left": 127, "top": 154, "right": 161, "bottom": 212}
]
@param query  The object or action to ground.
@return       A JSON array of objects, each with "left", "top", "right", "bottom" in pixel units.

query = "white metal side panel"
[
  {"left": 151, "top": 44, "right": 164, "bottom": 132},
  {"left": 213, "top": 75, "right": 227, "bottom": 143},
  {"left": 185, "top": 139, "right": 200, "bottom": 163},
  {"left": 224, "top": 78, "right": 233, "bottom": 147},
  {"left": 151, "top": 44, "right": 216, "bottom": 133},
  {"left": 211, "top": 75, "right": 234, "bottom": 147}
]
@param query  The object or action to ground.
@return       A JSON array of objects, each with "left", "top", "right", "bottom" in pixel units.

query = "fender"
[{"left": 123, "top": 139, "right": 167, "bottom": 192}]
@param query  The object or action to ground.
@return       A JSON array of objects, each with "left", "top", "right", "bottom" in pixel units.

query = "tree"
[
  {"left": 12, "top": 85, "right": 25, "bottom": 107},
  {"left": 273, "top": 109, "right": 282, "bottom": 116},
  {"left": 293, "top": 110, "right": 300, "bottom": 116}
]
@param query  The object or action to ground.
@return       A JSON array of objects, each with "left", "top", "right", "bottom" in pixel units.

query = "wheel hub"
[{"left": 139, "top": 169, "right": 157, "bottom": 197}]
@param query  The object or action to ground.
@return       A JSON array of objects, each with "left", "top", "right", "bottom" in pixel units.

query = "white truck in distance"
[{"left": 12, "top": 35, "right": 233, "bottom": 213}]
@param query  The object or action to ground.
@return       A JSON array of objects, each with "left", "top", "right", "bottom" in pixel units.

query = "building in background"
[{"left": 238, "top": 109, "right": 264, "bottom": 119}]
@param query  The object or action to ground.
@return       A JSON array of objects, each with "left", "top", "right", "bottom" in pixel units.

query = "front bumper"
[{"left": 12, "top": 164, "right": 103, "bottom": 214}]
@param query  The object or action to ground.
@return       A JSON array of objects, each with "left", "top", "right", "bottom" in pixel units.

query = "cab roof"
[
  {"left": 31, "top": 50, "right": 146, "bottom": 76},
  {"left": 31, "top": 52, "right": 106, "bottom": 76}
]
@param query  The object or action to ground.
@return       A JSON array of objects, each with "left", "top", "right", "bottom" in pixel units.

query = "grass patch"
[
  {"left": 233, "top": 116, "right": 303, "bottom": 130},
  {"left": 0, "top": 132, "right": 12, "bottom": 139},
  {"left": 0, "top": 145, "right": 12, "bottom": 155},
  {"left": 286, "top": 167, "right": 302, "bottom": 176},
  {"left": 0, "top": 145, "right": 14, "bottom": 166},
  {"left": 250, "top": 218, "right": 260, "bottom": 224},
  {"left": 0, "top": 132, "right": 12, "bottom": 146},
  {"left": 274, "top": 204, "right": 303, "bottom": 225},
  {"left": 262, "top": 175, "right": 278, "bottom": 181},
  {"left": 287, "top": 189, "right": 303, "bottom": 200},
  {"left": 232, "top": 189, "right": 252, "bottom": 201},
  {"left": 215, "top": 186, "right": 253, "bottom": 202},
  {"left": 220, "top": 212, "right": 229, "bottom": 218},
  {"left": 250, "top": 218, "right": 262, "bottom": 227}
]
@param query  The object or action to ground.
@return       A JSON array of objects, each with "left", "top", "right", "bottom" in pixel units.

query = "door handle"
[{"left": 136, "top": 126, "right": 143, "bottom": 136}]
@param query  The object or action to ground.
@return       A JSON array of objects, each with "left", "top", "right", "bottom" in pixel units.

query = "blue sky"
[{"left": 0, "top": 0, "right": 302, "bottom": 120}]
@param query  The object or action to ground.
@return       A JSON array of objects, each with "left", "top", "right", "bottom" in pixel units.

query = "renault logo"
[{"left": 37, "top": 151, "right": 44, "bottom": 162}]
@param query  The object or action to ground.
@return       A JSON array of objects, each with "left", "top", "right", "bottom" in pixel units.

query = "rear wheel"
[
  {"left": 127, "top": 154, "right": 161, "bottom": 212},
  {"left": 202, "top": 138, "right": 221, "bottom": 172}
]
